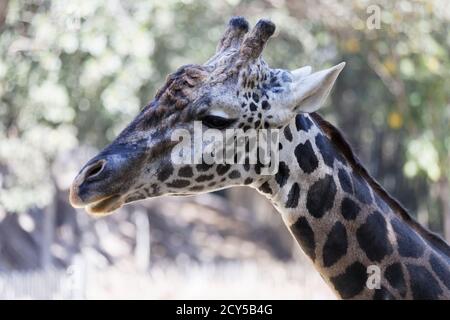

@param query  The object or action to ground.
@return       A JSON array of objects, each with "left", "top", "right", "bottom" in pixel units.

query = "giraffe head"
[{"left": 69, "top": 17, "right": 345, "bottom": 215}]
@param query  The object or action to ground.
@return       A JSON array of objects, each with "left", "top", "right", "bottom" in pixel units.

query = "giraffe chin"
[{"left": 85, "top": 194, "right": 124, "bottom": 216}]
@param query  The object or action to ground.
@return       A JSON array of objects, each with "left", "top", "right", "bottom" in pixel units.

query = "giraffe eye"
[{"left": 201, "top": 115, "right": 236, "bottom": 129}]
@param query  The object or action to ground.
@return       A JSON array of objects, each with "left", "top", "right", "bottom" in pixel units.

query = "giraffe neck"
[{"left": 256, "top": 113, "right": 450, "bottom": 299}]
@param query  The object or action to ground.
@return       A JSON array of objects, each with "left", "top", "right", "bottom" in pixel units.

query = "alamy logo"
[
  {"left": 366, "top": 265, "right": 381, "bottom": 290},
  {"left": 171, "top": 121, "right": 280, "bottom": 175},
  {"left": 366, "top": 5, "right": 381, "bottom": 30}
]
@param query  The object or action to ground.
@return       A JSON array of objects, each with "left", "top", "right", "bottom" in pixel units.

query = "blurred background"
[{"left": 0, "top": 0, "right": 449, "bottom": 299}]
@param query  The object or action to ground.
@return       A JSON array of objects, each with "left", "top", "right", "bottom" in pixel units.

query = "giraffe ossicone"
[{"left": 69, "top": 17, "right": 450, "bottom": 300}]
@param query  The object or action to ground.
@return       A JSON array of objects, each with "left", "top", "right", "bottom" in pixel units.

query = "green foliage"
[{"left": 0, "top": 0, "right": 229, "bottom": 211}]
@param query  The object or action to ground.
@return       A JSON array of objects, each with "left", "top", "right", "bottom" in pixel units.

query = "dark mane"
[{"left": 310, "top": 112, "right": 450, "bottom": 259}]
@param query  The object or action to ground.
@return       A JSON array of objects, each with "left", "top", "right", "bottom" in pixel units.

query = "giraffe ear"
[
  {"left": 289, "top": 62, "right": 345, "bottom": 113},
  {"left": 291, "top": 65, "right": 312, "bottom": 81}
]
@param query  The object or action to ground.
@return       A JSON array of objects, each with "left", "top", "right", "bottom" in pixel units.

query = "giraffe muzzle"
[{"left": 69, "top": 156, "right": 129, "bottom": 215}]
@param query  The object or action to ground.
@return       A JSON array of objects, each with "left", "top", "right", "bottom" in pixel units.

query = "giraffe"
[{"left": 69, "top": 17, "right": 450, "bottom": 299}]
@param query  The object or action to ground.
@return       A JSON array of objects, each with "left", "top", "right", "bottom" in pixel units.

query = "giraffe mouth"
[{"left": 85, "top": 194, "right": 124, "bottom": 216}]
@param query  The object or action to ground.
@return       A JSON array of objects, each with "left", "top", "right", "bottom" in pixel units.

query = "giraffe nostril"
[{"left": 84, "top": 160, "right": 106, "bottom": 182}]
